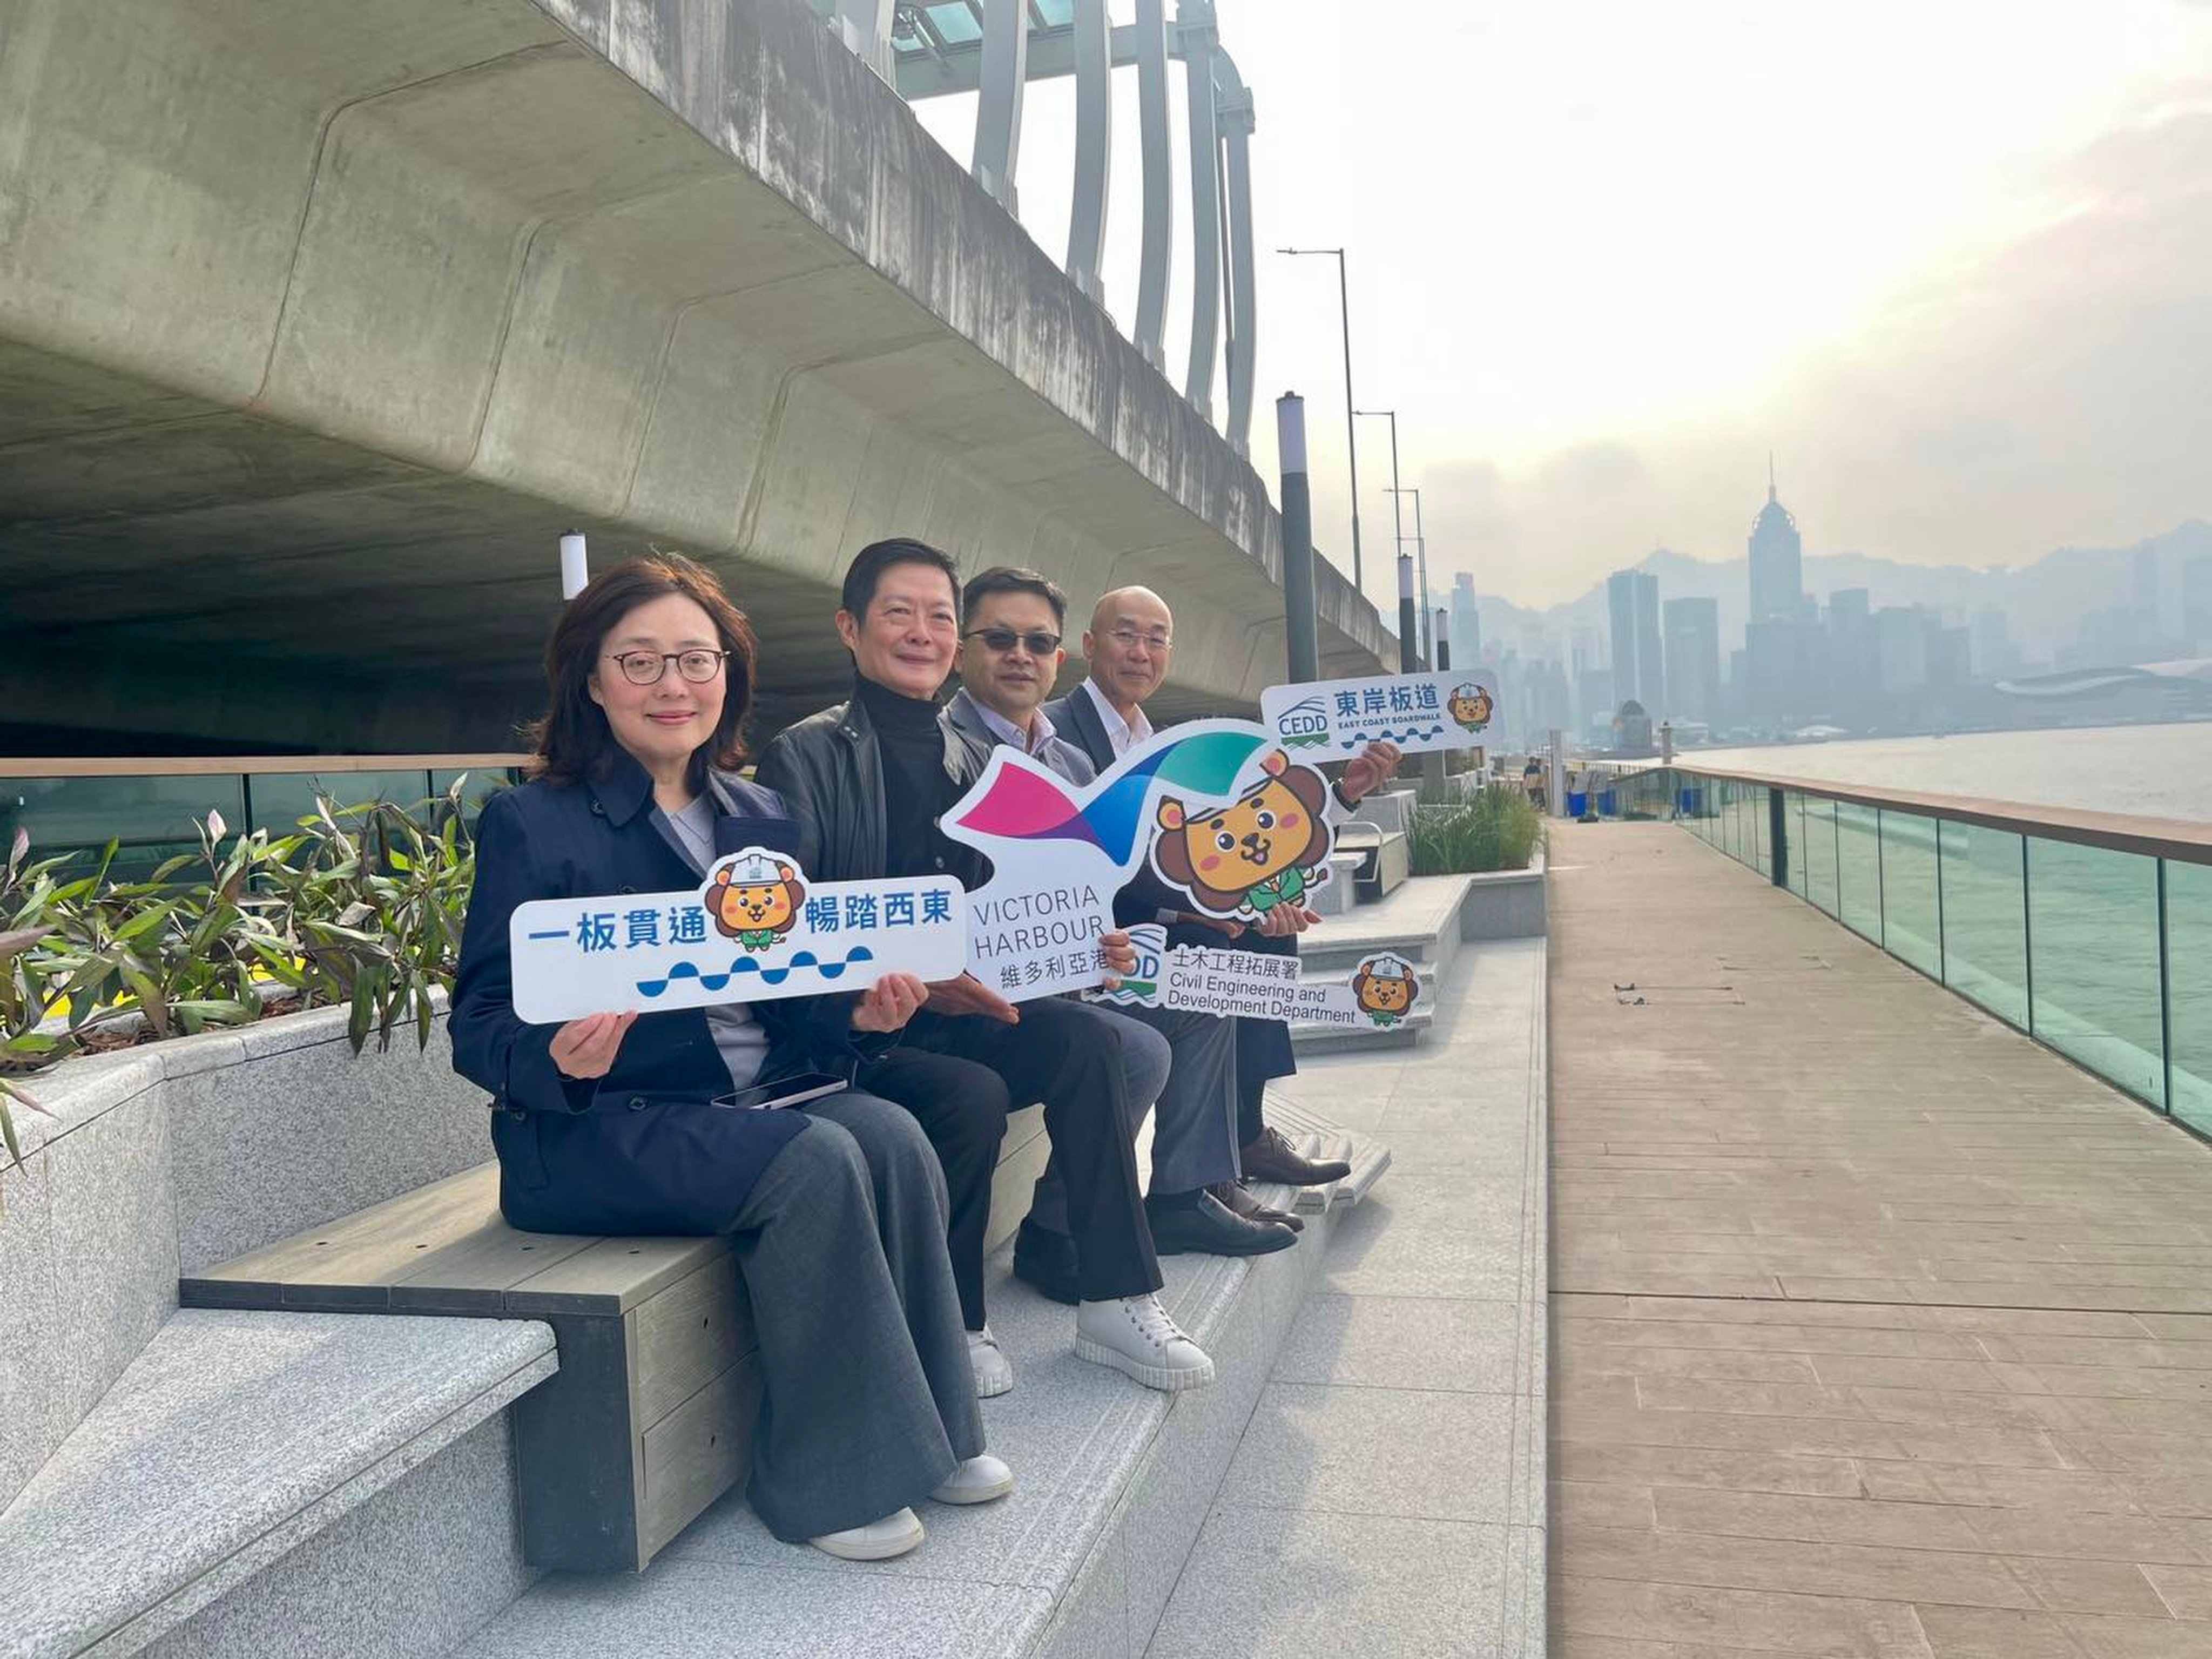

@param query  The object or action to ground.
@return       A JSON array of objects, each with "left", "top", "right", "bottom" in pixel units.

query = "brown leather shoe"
[
  {"left": 1212, "top": 1180, "right": 1303, "bottom": 1233},
  {"left": 1240, "top": 1125, "right": 1351, "bottom": 1188}
]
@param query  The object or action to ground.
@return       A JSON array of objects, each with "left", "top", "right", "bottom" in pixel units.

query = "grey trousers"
[
  {"left": 1027, "top": 1000, "right": 1236, "bottom": 1228},
  {"left": 728, "top": 1089, "right": 985, "bottom": 1542}
]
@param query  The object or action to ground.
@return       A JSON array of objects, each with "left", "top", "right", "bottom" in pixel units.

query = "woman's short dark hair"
[
  {"left": 841, "top": 537, "right": 961, "bottom": 619},
  {"left": 962, "top": 565, "right": 1068, "bottom": 628},
  {"left": 526, "top": 552, "right": 759, "bottom": 786}
]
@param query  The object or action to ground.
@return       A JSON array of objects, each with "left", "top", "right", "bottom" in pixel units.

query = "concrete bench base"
[
  {"left": 447, "top": 1094, "right": 1394, "bottom": 1659},
  {"left": 0, "top": 1310, "right": 553, "bottom": 1659}
]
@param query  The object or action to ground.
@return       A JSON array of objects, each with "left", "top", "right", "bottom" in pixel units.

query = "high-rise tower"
[{"left": 1749, "top": 455, "right": 1804, "bottom": 624}]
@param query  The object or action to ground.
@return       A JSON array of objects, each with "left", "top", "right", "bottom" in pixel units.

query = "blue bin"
[
  {"left": 1566, "top": 790, "right": 1589, "bottom": 817},
  {"left": 1597, "top": 789, "right": 1619, "bottom": 817}
]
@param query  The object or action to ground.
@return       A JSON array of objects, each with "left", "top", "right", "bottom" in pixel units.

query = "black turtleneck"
[{"left": 854, "top": 675, "right": 960, "bottom": 879}]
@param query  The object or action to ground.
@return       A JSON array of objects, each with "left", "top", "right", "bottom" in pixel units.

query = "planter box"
[
  {"left": 1458, "top": 847, "right": 1549, "bottom": 941},
  {"left": 0, "top": 1000, "right": 489, "bottom": 1513}
]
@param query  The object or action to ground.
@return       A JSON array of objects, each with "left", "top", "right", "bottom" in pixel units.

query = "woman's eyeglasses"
[
  {"left": 963, "top": 628, "right": 1062, "bottom": 657},
  {"left": 605, "top": 649, "right": 729, "bottom": 686}
]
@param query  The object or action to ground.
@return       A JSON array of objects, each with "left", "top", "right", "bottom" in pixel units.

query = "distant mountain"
[{"left": 1464, "top": 520, "right": 2212, "bottom": 663}]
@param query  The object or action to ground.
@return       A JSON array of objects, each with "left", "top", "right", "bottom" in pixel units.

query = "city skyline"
[{"left": 913, "top": 2, "right": 2212, "bottom": 613}]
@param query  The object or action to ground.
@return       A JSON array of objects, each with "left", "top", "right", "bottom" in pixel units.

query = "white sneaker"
[
  {"left": 1074, "top": 1293, "right": 1216, "bottom": 1392},
  {"left": 931, "top": 1452, "right": 1015, "bottom": 1506},
  {"left": 967, "top": 1325, "right": 1013, "bottom": 1398},
  {"left": 808, "top": 1507, "right": 925, "bottom": 1561}
]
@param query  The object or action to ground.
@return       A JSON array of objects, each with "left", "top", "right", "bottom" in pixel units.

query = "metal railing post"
[{"left": 2159, "top": 859, "right": 2174, "bottom": 1115}]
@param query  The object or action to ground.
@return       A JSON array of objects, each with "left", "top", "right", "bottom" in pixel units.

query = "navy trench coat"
[{"left": 450, "top": 750, "right": 883, "bottom": 1236}]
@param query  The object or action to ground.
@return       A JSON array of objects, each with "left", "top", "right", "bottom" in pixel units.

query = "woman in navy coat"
[{"left": 451, "top": 553, "right": 1010, "bottom": 1562}]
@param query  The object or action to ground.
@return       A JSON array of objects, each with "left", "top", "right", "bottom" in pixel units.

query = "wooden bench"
[{"left": 180, "top": 1103, "right": 1049, "bottom": 1572}]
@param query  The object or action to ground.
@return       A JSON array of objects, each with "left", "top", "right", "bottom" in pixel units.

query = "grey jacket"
[
  {"left": 945, "top": 687, "right": 1098, "bottom": 787},
  {"left": 752, "top": 692, "right": 995, "bottom": 889}
]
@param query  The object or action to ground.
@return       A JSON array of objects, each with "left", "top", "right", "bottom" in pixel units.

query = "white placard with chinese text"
[
  {"left": 1260, "top": 669, "right": 1499, "bottom": 757},
  {"left": 1089, "top": 926, "right": 1427, "bottom": 1031},
  {"left": 942, "top": 721, "right": 1283, "bottom": 1002},
  {"left": 508, "top": 848, "right": 968, "bottom": 1025}
]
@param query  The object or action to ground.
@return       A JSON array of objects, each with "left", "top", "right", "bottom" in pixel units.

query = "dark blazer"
[
  {"left": 1044, "top": 682, "right": 1298, "bottom": 1087},
  {"left": 450, "top": 750, "right": 867, "bottom": 1236},
  {"left": 1042, "top": 683, "right": 1191, "bottom": 932}
]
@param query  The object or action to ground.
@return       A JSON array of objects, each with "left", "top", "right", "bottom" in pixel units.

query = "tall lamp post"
[
  {"left": 1278, "top": 246, "right": 1362, "bottom": 596},
  {"left": 1355, "top": 408, "right": 1404, "bottom": 664},
  {"left": 1386, "top": 485, "right": 1429, "bottom": 669}
]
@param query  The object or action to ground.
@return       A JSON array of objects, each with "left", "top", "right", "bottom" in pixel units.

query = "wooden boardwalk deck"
[{"left": 1547, "top": 820, "right": 2212, "bottom": 1658}]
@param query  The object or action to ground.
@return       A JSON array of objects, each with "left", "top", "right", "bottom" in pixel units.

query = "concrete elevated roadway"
[{"left": 0, "top": 0, "right": 1390, "bottom": 753}]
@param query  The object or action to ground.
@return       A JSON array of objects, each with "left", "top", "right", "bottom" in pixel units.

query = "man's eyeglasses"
[
  {"left": 965, "top": 628, "right": 1062, "bottom": 657},
  {"left": 605, "top": 649, "right": 729, "bottom": 686},
  {"left": 1107, "top": 626, "right": 1173, "bottom": 652}
]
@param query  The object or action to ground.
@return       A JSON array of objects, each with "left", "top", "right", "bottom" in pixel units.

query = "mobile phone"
[{"left": 712, "top": 1071, "right": 850, "bottom": 1112}]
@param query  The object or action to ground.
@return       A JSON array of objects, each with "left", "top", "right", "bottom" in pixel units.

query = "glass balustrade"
[
  {"left": 1, "top": 759, "right": 528, "bottom": 880},
  {"left": 1653, "top": 765, "right": 2203, "bottom": 1133}
]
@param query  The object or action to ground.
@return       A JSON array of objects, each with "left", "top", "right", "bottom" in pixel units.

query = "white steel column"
[
  {"left": 832, "top": 0, "right": 896, "bottom": 76},
  {"left": 1220, "top": 66, "right": 1256, "bottom": 455},
  {"left": 973, "top": 0, "right": 1029, "bottom": 212},
  {"left": 1132, "top": 0, "right": 1172, "bottom": 373},
  {"left": 1179, "top": 1, "right": 1221, "bottom": 418},
  {"left": 1065, "top": 0, "right": 1112, "bottom": 305}
]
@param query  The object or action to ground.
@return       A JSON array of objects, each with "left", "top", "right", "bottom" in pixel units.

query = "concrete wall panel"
[{"left": 0, "top": 0, "right": 1391, "bottom": 751}]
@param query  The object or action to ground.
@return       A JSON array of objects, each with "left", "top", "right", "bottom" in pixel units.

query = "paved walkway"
[
  {"left": 1148, "top": 934, "right": 1548, "bottom": 1658},
  {"left": 1548, "top": 820, "right": 2212, "bottom": 1658}
]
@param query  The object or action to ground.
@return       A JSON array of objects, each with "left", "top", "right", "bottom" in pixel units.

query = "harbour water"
[
  {"left": 1689, "top": 720, "right": 2212, "bottom": 821},
  {"left": 1671, "top": 719, "right": 2211, "bottom": 1137}
]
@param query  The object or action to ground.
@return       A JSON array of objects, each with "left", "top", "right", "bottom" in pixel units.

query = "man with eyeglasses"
[
  {"left": 756, "top": 540, "right": 1215, "bottom": 1402},
  {"left": 947, "top": 568, "right": 1293, "bottom": 1275},
  {"left": 1047, "top": 587, "right": 1402, "bottom": 1201}
]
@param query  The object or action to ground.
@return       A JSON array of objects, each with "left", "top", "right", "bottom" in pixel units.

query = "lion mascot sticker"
[
  {"left": 706, "top": 852, "right": 806, "bottom": 952},
  {"left": 1352, "top": 952, "right": 1420, "bottom": 1027},
  {"left": 1446, "top": 682, "right": 1494, "bottom": 734},
  {"left": 1151, "top": 750, "right": 1334, "bottom": 921}
]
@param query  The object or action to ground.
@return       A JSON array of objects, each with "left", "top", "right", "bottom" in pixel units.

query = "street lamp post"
[
  {"left": 1278, "top": 246, "right": 1361, "bottom": 595},
  {"left": 1386, "top": 485, "right": 1428, "bottom": 670},
  {"left": 1355, "top": 408, "right": 1405, "bottom": 665}
]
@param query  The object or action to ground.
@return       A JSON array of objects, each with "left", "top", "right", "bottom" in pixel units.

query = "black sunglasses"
[{"left": 963, "top": 627, "right": 1062, "bottom": 656}]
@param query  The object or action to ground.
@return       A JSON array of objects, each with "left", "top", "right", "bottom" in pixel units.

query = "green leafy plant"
[
  {"left": 0, "top": 779, "right": 487, "bottom": 1188},
  {"left": 1406, "top": 786, "right": 1546, "bottom": 878}
]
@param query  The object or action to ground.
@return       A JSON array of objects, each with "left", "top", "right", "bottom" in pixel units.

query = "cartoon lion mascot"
[
  {"left": 1446, "top": 682, "right": 1494, "bottom": 734},
  {"left": 1151, "top": 750, "right": 1333, "bottom": 920},
  {"left": 1351, "top": 953, "right": 1420, "bottom": 1027},
  {"left": 706, "top": 852, "right": 806, "bottom": 952}
]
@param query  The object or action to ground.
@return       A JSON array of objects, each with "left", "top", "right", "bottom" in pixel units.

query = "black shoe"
[
  {"left": 1241, "top": 1125, "right": 1351, "bottom": 1187},
  {"left": 1012, "top": 1220, "right": 1081, "bottom": 1306},
  {"left": 1145, "top": 1190, "right": 1298, "bottom": 1257},
  {"left": 1213, "top": 1179, "right": 1304, "bottom": 1234}
]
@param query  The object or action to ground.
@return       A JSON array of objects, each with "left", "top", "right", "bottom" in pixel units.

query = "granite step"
[
  {"left": 444, "top": 1095, "right": 1392, "bottom": 1659},
  {"left": 1293, "top": 874, "right": 1477, "bottom": 1051},
  {"left": 0, "top": 1309, "right": 556, "bottom": 1659}
]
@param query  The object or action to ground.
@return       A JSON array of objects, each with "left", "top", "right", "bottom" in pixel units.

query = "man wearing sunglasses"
[{"left": 948, "top": 568, "right": 1293, "bottom": 1275}]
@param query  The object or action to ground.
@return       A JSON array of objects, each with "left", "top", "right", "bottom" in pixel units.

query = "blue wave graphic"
[
  {"left": 1337, "top": 723, "right": 1447, "bottom": 749},
  {"left": 634, "top": 945, "right": 878, "bottom": 999}
]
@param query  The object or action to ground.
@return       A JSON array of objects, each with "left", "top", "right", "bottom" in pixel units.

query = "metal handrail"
[
  {"left": 0, "top": 754, "right": 532, "bottom": 779},
  {"left": 1670, "top": 760, "right": 2212, "bottom": 866}
]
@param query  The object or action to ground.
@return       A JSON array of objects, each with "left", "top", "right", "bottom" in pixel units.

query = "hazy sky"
[{"left": 912, "top": 2, "right": 2212, "bottom": 613}]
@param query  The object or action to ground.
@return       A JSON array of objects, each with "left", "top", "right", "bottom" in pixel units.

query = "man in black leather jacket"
[{"left": 756, "top": 539, "right": 1216, "bottom": 1400}]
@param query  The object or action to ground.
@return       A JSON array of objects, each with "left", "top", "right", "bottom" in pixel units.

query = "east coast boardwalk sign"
[
  {"left": 509, "top": 849, "right": 967, "bottom": 1024},
  {"left": 1261, "top": 669, "right": 1498, "bottom": 757}
]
